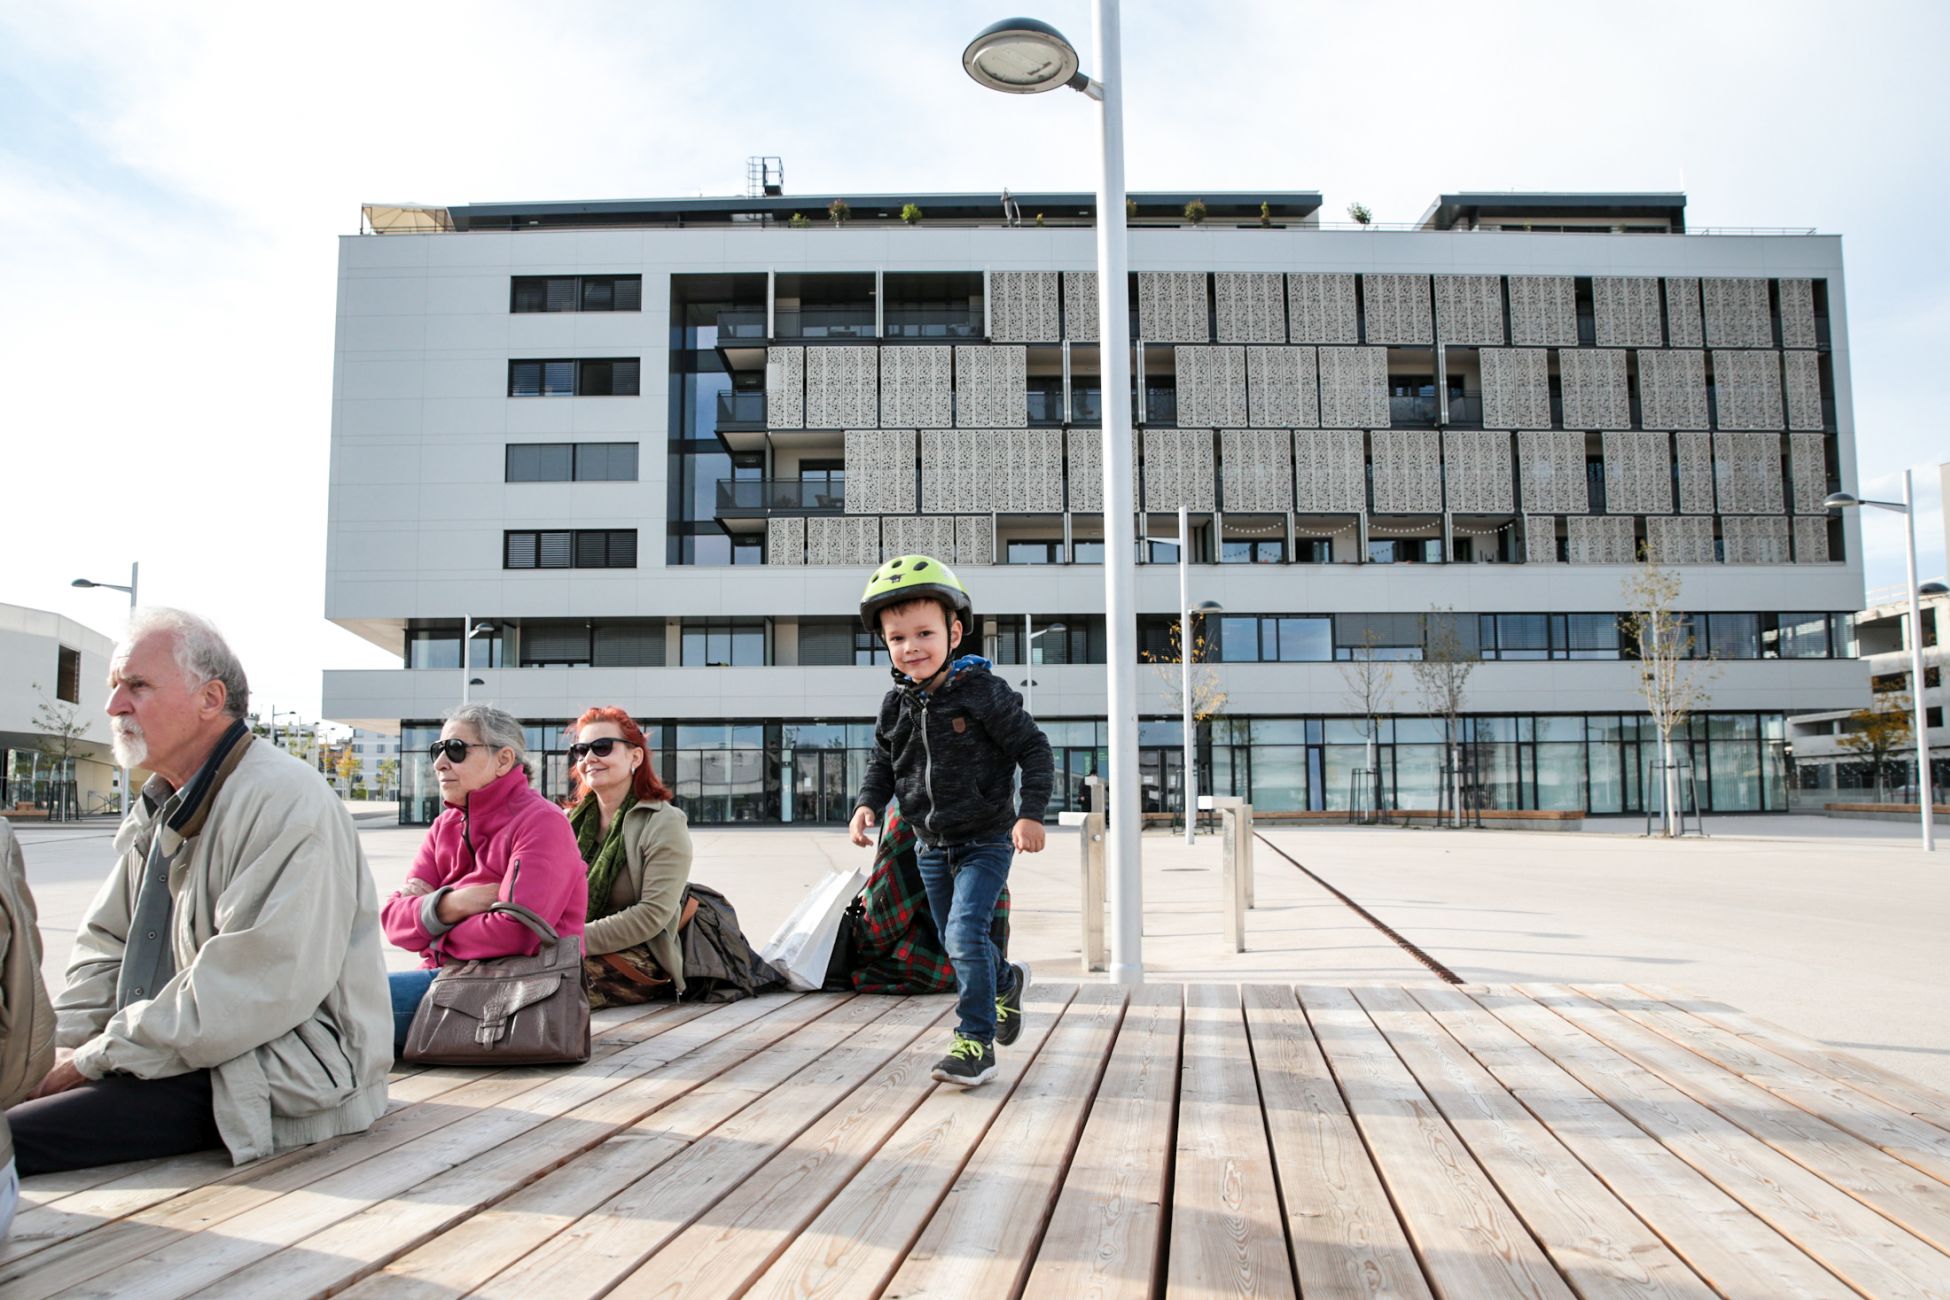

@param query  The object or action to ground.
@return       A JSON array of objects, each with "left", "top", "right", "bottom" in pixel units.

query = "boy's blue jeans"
[{"left": 916, "top": 833, "right": 1013, "bottom": 1045}]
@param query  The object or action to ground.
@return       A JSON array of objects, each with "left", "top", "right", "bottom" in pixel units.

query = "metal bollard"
[
  {"left": 1059, "top": 776, "right": 1108, "bottom": 972},
  {"left": 1215, "top": 799, "right": 1253, "bottom": 953}
]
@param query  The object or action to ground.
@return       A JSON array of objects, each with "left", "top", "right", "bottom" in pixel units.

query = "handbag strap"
[{"left": 485, "top": 899, "right": 561, "bottom": 946}]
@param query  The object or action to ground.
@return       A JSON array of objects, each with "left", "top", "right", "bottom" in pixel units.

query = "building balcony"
[
  {"left": 715, "top": 390, "right": 767, "bottom": 428},
  {"left": 1390, "top": 393, "right": 1439, "bottom": 427},
  {"left": 716, "top": 477, "right": 846, "bottom": 519},
  {"left": 882, "top": 308, "right": 983, "bottom": 340},
  {"left": 773, "top": 308, "right": 876, "bottom": 340},
  {"left": 714, "top": 309, "right": 768, "bottom": 341}
]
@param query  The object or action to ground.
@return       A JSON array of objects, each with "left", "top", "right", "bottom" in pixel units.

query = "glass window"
[
  {"left": 1494, "top": 614, "right": 1551, "bottom": 660},
  {"left": 1707, "top": 613, "right": 1760, "bottom": 660},
  {"left": 1275, "top": 617, "right": 1332, "bottom": 662},
  {"left": 681, "top": 621, "right": 767, "bottom": 667},
  {"left": 1217, "top": 616, "right": 1260, "bottom": 663},
  {"left": 1006, "top": 540, "right": 1060, "bottom": 565},
  {"left": 506, "top": 444, "right": 573, "bottom": 482},
  {"left": 1566, "top": 614, "right": 1621, "bottom": 659},
  {"left": 1071, "top": 540, "right": 1105, "bottom": 563},
  {"left": 1772, "top": 613, "right": 1829, "bottom": 659},
  {"left": 576, "top": 443, "right": 638, "bottom": 481}
]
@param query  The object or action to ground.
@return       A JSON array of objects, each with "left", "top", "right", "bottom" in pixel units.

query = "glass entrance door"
[
  {"left": 790, "top": 750, "right": 851, "bottom": 824},
  {"left": 1137, "top": 748, "right": 1185, "bottom": 817}
]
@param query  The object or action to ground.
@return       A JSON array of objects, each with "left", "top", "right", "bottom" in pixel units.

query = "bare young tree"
[
  {"left": 1620, "top": 558, "right": 1720, "bottom": 836},
  {"left": 1141, "top": 613, "right": 1228, "bottom": 723},
  {"left": 1337, "top": 629, "right": 1396, "bottom": 815},
  {"left": 1410, "top": 609, "right": 1477, "bottom": 824},
  {"left": 1837, "top": 692, "right": 1913, "bottom": 801},
  {"left": 30, "top": 684, "right": 92, "bottom": 815}
]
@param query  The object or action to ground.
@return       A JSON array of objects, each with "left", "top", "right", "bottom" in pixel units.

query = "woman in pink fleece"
[{"left": 381, "top": 704, "right": 586, "bottom": 1058}]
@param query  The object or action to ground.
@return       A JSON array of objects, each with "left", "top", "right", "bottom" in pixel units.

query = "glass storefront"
[{"left": 394, "top": 710, "right": 1792, "bottom": 825}]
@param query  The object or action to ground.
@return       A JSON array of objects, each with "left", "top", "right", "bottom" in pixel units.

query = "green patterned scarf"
[{"left": 572, "top": 792, "right": 638, "bottom": 923}]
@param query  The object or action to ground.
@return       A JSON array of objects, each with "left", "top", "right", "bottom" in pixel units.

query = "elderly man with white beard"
[{"left": 5, "top": 609, "right": 391, "bottom": 1172}]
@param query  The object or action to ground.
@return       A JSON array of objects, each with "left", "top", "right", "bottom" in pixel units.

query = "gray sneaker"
[
  {"left": 994, "top": 961, "right": 1030, "bottom": 1047},
  {"left": 931, "top": 1033, "right": 996, "bottom": 1087}
]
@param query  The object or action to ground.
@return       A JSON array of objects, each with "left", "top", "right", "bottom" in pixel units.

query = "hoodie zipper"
[{"left": 918, "top": 695, "right": 938, "bottom": 836}]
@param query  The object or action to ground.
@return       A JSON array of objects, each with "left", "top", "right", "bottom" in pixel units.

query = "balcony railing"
[
  {"left": 1445, "top": 393, "right": 1483, "bottom": 426},
  {"left": 1027, "top": 389, "right": 1065, "bottom": 426},
  {"left": 715, "top": 390, "right": 767, "bottom": 427},
  {"left": 773, "top": 309, "right": 875, "bottom": 340},
  {"left": 1389, "top": 393, "right": 1439, "bottom": 426},
  {"left": 1142, "top": 388, "right": 1177, "bottom": 425},
  {"left": 883, "top": 309, "right": 983, "bottom": 340},
  {"left": 713, "top": 309, "right": 767, "bottom": 341},
  {"left": 716, "top": 478, "right": 845, "bottom": 514}
]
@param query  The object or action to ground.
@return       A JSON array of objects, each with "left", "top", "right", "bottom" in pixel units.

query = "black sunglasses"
[
  {"left": 427, "top": 739, "right": 494, "bottom": 763},
  {"left": 569, "top": 738, "right": 638, "bottom": 761}
]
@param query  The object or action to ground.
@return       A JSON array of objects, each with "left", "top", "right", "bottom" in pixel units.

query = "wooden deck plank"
[
  {"left": 1298, "top": 984, "right": 1575, "bottom": 1300},
  {"left": 596, "top": 1002, "right": 956, "bottom": 1300},
  {"left": 1407, "top": 985, "right": 1854, "bottom": 1299},
  {"left": 1, "top": 994, "right": 720, "bottom": 1274},
  {"left": 468, "top": 995, "right": 949, "bottom": 1299},
  {"left": 1478, "top": 985, "right": 1950, "bottom": 1299},
  {"left": 1530, "top": 985, "right": 1950, "bottom": 1255},
  {"left": 30, "top": 993, "right": 831, "bottom": 1300},
  {"left": 1353, "top": 985, "right": 1715, "bottom": 1299},
  {"left": 190, "top": 995, "right": 886, "bottom": 1300},
  {"left": 323, "top": 994, "right": 893, "bottom": 1300},
  {"left": 1631, "top": 983, "right": 1950, "bottom": 1136},
  {"left": 1020, "top": 984, "right": 1183, "bottom": 1300},
  {"left": 742, "top": 985, "right": 1077, "bottom": 1300},
  {"left": 1241, "top": 983, "right": 1432, "bottom": 1300},
  {"left": 878, "top": 984, "right": 1128, "bottom": 1300},
  {"left": 1582, "top": 985, "right": 1950, "bottom": 1190},
  {"left": 1165, "top": 983, "right": 1297, "bottom": 1298}
]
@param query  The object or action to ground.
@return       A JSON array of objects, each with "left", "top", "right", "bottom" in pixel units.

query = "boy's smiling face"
[{"left": 880, "top": 599, "right": 962, "bottom": 685}]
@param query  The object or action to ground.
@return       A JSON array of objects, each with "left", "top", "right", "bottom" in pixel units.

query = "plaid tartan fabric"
[{"left": 848, "top": 801, "right": 1010, "bottom": 995}]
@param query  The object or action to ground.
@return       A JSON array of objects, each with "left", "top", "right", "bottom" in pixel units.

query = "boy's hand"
[
  {"left": 848, "top": 805, "right": 876, "bottom": 847},
  {"left": 1012, "top": 818, "right": 1045, "bottom": 853}
]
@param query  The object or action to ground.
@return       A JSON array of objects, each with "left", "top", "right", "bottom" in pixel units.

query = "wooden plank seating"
[{"left": 14, "top": 983, "right": 1950, "bottom": 1298}]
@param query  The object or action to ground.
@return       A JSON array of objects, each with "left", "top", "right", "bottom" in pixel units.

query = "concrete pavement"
[{"left": 10, "top": 810, "right": 1946, "bottom": 1090}]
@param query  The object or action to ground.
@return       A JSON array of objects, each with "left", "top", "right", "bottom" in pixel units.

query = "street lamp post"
[
  {"left": 1826, "top": 476, "right": 1937, "bottom": 851},
  {"left": 1176, "top": 506, "right": 1223, "bottom": 844},
  {"left": 1023, "top": 616, "right": 1066, "bottom": 716},
  {"left": 460, "top": 619, "right": 496, "bottom": 704},
  {"left": 965, "top": 5, "right": 1143, "bottom": 983},
  {"left": 71, "top": 561, "right": 139, "bottom": 811}
]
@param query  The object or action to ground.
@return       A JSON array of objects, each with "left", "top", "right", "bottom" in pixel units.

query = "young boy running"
[{"left": 849, "top": 555, "right": 1054, "bottom": 1086}]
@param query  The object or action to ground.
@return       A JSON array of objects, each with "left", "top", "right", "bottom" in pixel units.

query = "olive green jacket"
[
  {"left": 584, "top": 800, "right": 693, "bottom": 992},
  {"left": 0, "top": 819, "right": 57, "bottom": 1173}
]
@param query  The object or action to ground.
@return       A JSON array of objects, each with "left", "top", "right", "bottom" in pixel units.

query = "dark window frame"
[
  {"left": 507, "top": 358, "right": 641, "bottom": 397},
  {"left": 503, "top": 528, "right": 638, "bottom": 570},
  {"left": 510, "top": 275, "right": 643, "bottom": 314}
]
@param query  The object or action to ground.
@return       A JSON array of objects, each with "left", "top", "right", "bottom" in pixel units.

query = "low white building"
[
  {"left": 1788, "top": 580, "right": 1947, "bottom": 802},
  {"left": 0, "top": 603, "right": 121, "bottom": 814}
]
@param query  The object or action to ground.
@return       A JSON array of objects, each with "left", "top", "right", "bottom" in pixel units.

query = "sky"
[{"left": 1, "top": 0, "right": 1945, "bottom": 721}]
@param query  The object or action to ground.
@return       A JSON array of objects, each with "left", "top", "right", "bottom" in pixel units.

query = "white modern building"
[
  {"left": 0, "top": 602, "right": 120, "bottom": 814},
  {"left": 1787, "top": 580, "right": 1947, "bottom": 801},
  {"left": 324, "top": 190, "right": 1869, "bottom": 824}
]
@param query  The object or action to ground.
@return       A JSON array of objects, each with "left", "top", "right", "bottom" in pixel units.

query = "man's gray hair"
[
  {"left": 123, "top": 607, "right": 250, "bottom": 720},
  {"left": 445, "top": 703, "right": 528, "bottom": 771}
]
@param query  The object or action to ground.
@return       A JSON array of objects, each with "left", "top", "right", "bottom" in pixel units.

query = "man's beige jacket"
[
  {"left": 0, "top": 819, "right": 57, "bottom": 1171},
  {"left": 56, "top": 743, "right": 392, "bottom": 1164}
]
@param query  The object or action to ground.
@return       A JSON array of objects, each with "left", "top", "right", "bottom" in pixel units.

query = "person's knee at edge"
[{"left": 845, "top": 556, "right": 1054, "bottom": 1086}]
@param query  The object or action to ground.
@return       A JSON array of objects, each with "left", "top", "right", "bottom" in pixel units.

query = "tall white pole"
[
  {"left": 1023, "top": 612, "right": 1034, "bottom": 716},
  {"left": 1179, "top": 506, "right": 1195, "bottom": 846},
  {"left": 1902, "top": 470, "right": 1935, "bottom": 850},
  {"left": 461, "top": 614, "right": 471, "bottom": 704},
  {"left": 1094, "top": 0, "right": 1142, "bottom": 984}
]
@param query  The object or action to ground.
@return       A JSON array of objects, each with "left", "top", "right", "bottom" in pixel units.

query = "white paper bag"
[{"left": 760, "top": 864, "right": 867, "bottom": 991}]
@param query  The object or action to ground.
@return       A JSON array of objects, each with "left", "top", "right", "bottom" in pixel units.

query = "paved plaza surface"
[{"left": 10, "top": 810, "right": 1946, "bottom": 1090}]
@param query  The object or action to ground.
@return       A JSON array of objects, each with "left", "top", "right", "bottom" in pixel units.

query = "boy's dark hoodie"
[{"left": 856, "top": 655, "right": 1055, "bottom": 847}]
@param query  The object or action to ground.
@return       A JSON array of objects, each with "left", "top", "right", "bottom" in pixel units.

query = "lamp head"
[
  {"left": 963, "top": 17, "right": 1084, "bottom": 94},
  {"left": 1193, "top": 600, "right": 1224, "bottom": 614},
  {"left": 1821, "top": 492, "right": 1860, "bottom": 510},
  {"left": 71, "top": 578, "right": 98, "bottom": 588},
  {"left": 1921, "top": 581, "right": 1949, "bottom": 597}
]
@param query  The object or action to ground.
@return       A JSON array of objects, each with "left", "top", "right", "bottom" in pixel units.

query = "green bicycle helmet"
[{"left": 859, "top": 554, "right": 973, "bottom": 639}]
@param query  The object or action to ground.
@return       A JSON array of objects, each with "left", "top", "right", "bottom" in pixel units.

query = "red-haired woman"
[{"left": 565, "top": 707, "right": 693, "bottom": 1005}]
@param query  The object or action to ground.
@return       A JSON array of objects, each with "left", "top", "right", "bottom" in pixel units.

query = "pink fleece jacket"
[{"left": 381, "top": 765, "right": 587, "bottom": 968}]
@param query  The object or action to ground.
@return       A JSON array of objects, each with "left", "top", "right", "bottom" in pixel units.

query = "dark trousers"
[{"left": 8, "top": 1071, "right": 225, "bottom": 1176}]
